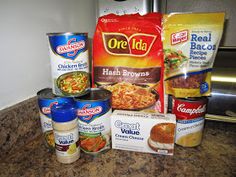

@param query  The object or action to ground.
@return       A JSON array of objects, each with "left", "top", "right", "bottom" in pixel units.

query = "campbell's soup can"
[
  {"left": 74, "top": 88, "right": 112, "bottom": 155},
  {"left": 37, "top": 88, "right": 74, "bottom": 149},
  {"left": 47, "top": 32, "right": 90, "bottom": 97},
  {"left": 172, "top": 97, "right": 208, "bottom": 147}
]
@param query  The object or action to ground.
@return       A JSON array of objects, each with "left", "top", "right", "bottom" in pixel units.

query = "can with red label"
[
  {"left": 47, "top": 32, "right": 90, "bottom": 97},
  {"left": 172, "top": 97, "right": 208, "bottom": 147}
]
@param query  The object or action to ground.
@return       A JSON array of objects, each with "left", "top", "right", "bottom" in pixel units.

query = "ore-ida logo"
[{"left": 102, "top": 32, "right": 156, "bottom": 57}]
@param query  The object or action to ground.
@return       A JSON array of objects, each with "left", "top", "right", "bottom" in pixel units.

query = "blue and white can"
[
  {"left": 74, "top": 88, "right": 112, "bottom": 155},
  {"left": 37, "top": 88, "right": 74, "bottom": 149},
  {"left": 47, "top": 32, "right": 90, "bottom": 97}
]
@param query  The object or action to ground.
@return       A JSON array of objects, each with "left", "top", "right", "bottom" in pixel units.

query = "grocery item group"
[{"left": 37, "top": 12, "right": 225, "bottom": 164}]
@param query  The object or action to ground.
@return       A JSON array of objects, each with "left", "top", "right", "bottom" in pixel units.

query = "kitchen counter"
[{"left": 0, "top": 120, "right": 235, "bottom": 177}]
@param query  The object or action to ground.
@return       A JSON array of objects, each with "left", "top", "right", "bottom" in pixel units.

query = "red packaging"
[
  {"left": 93, "top": 13, "right": 165, "bottom": 113},
  {"left": 172, "top": 97, "right": 207, "bottom": 147}
]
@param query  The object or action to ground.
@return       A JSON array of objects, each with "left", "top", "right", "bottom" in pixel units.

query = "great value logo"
[
  {"left": 115, "top": 120, "right": 140, "bottom": 135},
  {"left": 55, "top": 133, "right": 74, "bottom": 144},
  {"left": 102, "top": 32, "right": 156, "bottom": 57}
]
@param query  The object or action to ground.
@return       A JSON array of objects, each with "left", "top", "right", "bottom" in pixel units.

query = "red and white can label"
[{"left": 172, "top": 97, "right": 207, "bottom": 147}]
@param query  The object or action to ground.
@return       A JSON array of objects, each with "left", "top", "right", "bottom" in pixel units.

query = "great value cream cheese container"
[{"left": 111, "top": 110, "right": 176, "bottom": 155}]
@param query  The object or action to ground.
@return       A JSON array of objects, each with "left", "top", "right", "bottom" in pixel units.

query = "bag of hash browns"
[{"left": 93, "top": 13, "right": 165, "bottom": 113}]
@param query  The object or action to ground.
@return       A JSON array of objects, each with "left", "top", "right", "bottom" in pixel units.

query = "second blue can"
[{"left": 74, "top": 88, "right": 112, "bottom": 155}]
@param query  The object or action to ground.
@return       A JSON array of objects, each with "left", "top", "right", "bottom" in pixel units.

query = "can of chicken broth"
[
  {"left": 37, "top": 88, "right": 74, "bottom": 149},
  {"left": 47, "top": 32, "right": 90, "bottom": 97}
]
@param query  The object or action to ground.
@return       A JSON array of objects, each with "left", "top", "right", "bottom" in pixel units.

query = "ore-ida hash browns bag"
[
  {"left": 163, "top": 12, "right": 225, "bottom": 98},
  {"left": 93, "top": 13, "right": 165, "bottom": 113}
]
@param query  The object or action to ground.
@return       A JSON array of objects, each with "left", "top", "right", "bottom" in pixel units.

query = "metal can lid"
[
  {"left": 173, "top": 96, "right": 208, "bottom": 104},
  {"left": 51, "top": 102, "right": 77, "bottom": 123},
  {"left": 74, "top": 88, "right": 112, "bottom": 102},
  {"left": 37, "top": 88, "right": 57, "bottom": 100},
  {"left": 46, "top": 32, "right": 88, "bottom": 36}
]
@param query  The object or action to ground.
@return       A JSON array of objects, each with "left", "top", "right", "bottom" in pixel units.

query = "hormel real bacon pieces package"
[{"left": 93, "top": 13, "right": 165, "bottom": 113}]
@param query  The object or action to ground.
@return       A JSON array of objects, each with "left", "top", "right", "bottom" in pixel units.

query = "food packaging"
[
  {"left": 111, "top": 110, "right": 176, "bottom": 155},
  {"left": 172, "top": 97, "right": 208, "bottom": 147},
  {"left": 93, "top": 13, "right": 165, "bottom": 113},
  {"left": 163, "top": 12, "right": 225, "bottom": 98},
  {"left": 47, "top": 32, "right": 90, "bottom": 97}
]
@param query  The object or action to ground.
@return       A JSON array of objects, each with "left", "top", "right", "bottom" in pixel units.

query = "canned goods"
[
  {"left": 37, "top": 88, "right": 74, "bottom": 149},
  {"left": 47, "top": 32, "right": 90, "bottom": 97},
  {"left": 74, "top": 88, "right": 112, "bottom": 155},
  {"left": 172, "top": 97, "right": 208, "bottom": 147}
]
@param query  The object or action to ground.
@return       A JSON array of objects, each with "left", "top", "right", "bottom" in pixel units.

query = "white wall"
[{"left": 0, "top": 0, "right": 96, "bottom": 110}]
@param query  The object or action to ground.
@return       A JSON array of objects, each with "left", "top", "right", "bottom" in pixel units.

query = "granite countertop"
[{"left": 0, "top": 120, "right": 235, "bottom": 177}]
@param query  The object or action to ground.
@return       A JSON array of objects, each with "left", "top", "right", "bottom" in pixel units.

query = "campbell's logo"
[
  {"left": 77, "top": 104, "right": 102, "bottom": 120},
  {"left": 176, "top": 103, "right": 206, "bottom": 116},
  {"left": 41, "top": 101, "right": 58, "bottom": 114},
  {"left": 102, "top": 33, "right": 156, "bottom": 57},
  {"left": 171, "top": 30, "right": 188, "bottom": 45},
  {"left": 56, "top": 38, "right": 85, "bottom": 57}
]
